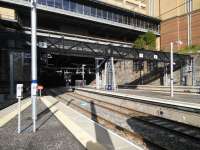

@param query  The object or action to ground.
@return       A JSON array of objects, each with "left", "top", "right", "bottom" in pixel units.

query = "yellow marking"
[{"left": 0, "top": 99, "right": 31, "bottom": 127}]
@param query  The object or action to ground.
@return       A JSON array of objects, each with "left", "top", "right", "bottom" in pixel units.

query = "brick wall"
[{"left": 160, "top": 9, "right": 200, "bottom": 51}]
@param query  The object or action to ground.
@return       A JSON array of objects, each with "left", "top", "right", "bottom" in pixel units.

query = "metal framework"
[{"left": 0, "top": 30, "right": 190, "bottom": 64}]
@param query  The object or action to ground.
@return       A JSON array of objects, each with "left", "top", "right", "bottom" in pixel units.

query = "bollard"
[
  {"left": 18, "top": 97, "right": 21, "bottom": 134},
  {"left": 16, "top": 84, "right": 23, "bottom": 134}
]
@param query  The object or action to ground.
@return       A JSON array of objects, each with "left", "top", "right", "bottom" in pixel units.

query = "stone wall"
[{"left": 91, "top": 59, "right": 195, "bottom": 87}]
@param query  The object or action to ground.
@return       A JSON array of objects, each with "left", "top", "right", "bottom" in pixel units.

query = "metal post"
[
  {"left": 189, "top": 0, "right": 192, "bottom": 45},
  {"left": 170, "top": 42, "right": 174, "bottom": 97},
  {"left": 18, "top": 97, "right": 21, "bottom": 134},
  {"left": 165, "top": 64, "right": 168, "bottom": 86},
  {"left": 17, "top": 84, "right": 23, "bottom": 134},
  {"left": 9, "top": 52, "right": 14, "bottom": 97},
  {"left": 31, "top": 0, "right": 37, "bottom": 133},
  {"left": 187, "top": 0, "right": 192, "bottom": 46},
  {"left": 104, "top": 62, "right": 107, "bottom": 90},
  {"left": 95, "top": 58, "right": 100, "bottom": 89},
  {"left": 191, "top": 57, "right": 195, "bottom": 86},
  {"left": 111, "top": 57, "right": 116, "bottom": 91},
  {"left": 82, "top": 64, "right": 85, "bottom": 86}
]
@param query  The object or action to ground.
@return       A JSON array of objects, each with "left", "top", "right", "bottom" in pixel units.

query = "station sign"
[
  {"left": 16, "top": 84, "right": 23, "bottom": 98},
  {"left": 38, "top": 42, "right": 47, "bottom": 48},
  {"left": 154, "top": 54, "right": 158, "bottom": 60},
  {"left": 37, "top": 85, "right": 44, "bottom": 90},
  {"left": 139, "top": 53, "right": 143, "bottom": 58}
]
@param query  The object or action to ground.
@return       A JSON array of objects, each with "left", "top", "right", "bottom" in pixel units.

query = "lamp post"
[
  {"left": 170, "top": 41, "right": 183, "bottom": 97},
  {"left": 31, "top": 0, "right": 37, "bottom": 132}
]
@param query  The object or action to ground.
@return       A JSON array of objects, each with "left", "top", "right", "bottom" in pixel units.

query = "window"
[
  {"left": 108, "top": 12, "right": 112, "bottom": 20},
  {"left": 123, "top": 16, "right": 127, "bottom": 24},
  {"left": 55, "top": 0, "right": 62, "bottom": 9},
  {"left": 63, "top": 0, "right": 69, "bottom": 10},
  {"left": 84, "top": 5, "right": 91, "bottom": 16},
  {"left": 77, "top": 3, "right": 83, "bottom": 14},
  {"left": 91, "top": 7, "right": 96, "bottom": 17},
  {"left": 70, "top": 1, "right": 76, "bottom": 12},
  {"left": 118, "top": 15, "right": 122, "bottom": 23},
  {"left": 103, "top": 10, "right": 107, "bottom": 19},
  {"left": 97, "top": 9, "right": 102, "bottom": 18},
  {"left": 38, "top": 0, "right": 46, "bottom": 5},
  {"left": 47, "top": 0, "right": 54, "bottom": 7},
  {"left": 127, "top": 16, "right": 131, "bottom": 25},
  {"left": 113, "top": 13, "right": 118, "bottom": 22}
]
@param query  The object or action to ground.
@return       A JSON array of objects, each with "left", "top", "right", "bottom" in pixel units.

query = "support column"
[
  {"left": 104, "top": 57, "right": 116, "bottom": 91},
  {"left": 95, "top": 58, "right": 100, "bottom": 90},
  {"left": 111, "top": 57, "right": 116, "bottom": 90},
  {"left": 104, "top": 61, "right": 107, "bottom": 90},
  {"left": 9, "top": 51, "right": 14, "bottom": 97}
]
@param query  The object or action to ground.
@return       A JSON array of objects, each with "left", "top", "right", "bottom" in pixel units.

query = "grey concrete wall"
[{"left": 91, "top": 59, "right": 195, "bottom": 87}]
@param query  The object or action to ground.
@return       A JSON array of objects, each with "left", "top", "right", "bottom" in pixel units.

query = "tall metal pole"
[
  {"left": 187, "top": 0, "right": 192, "bottom": 46},
  {"left": 189, "top": 0, "right": 192, "bottom": 45},
  {"left": 9, "top": 52, "right": 14, "bottom": 97},
  {"left": 104, "top": 62, "right": 107, "bottom": 90},
  {"left": 82, "top": 64, "right": 85, "bottom": 86},
  {"left": 95, "top": 58, "right": 100, "bottom": 89},
  {"left": 31, "top": 0, "right": 37, "bottom": 132},
  {"left": 111, "top": 57, "right": 116, "bottom": 91},
  {"left": 170, "top": 42, "right": 174, "bottom": 97}
]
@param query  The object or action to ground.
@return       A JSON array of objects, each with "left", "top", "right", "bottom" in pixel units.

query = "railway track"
[{"left": 49, "top": 89, "right": 200, "bottom": 150}]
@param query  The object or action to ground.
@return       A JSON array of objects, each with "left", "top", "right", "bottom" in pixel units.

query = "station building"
[
  {"left": 147, "top": 0, "right": 200, "bottom": 51},
  {"left": 0, "top": 0, "right": 193, "bottom": 101}
]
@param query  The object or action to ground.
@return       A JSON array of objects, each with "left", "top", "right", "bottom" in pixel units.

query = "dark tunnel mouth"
[{"left": 39, "top": 55, "right": 96, "bottom": 88}]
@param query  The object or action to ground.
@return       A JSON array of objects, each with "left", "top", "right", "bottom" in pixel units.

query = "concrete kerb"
[
  {"left": 75, "top": 88, "right": 200, "bottom": 128},
  {"left": 77, "top": 88, "right": 200, "bottom": 111}
]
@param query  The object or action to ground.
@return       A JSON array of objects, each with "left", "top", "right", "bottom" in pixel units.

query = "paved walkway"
[
  {"left": 0, "top": 99, "right": 85, "bottom": 150},
  {"left": 118, "top": 89, "right": 200, "bottom": 104}
]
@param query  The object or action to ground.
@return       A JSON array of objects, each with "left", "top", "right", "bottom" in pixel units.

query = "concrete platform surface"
[
  {"left": 0, "top": 98, "right": 85, "bottom": 150},
  {"left": 41, "top": 96, "right": 143, "bottom": 150},
  {"left": 118, "top": 89, "right": 200, "bottom": 104},
  {"left": 79, "top": 88, "right": 200, "bottom": 110}
]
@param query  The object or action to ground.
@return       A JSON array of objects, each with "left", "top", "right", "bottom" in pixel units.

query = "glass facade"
[{"left": 36, "top": 0, "right": 159, "bottom": 32}]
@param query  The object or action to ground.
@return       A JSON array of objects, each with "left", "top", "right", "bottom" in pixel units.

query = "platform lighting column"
[{"left": 31, "top": 0, "right": 37, "bottom": 132}]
